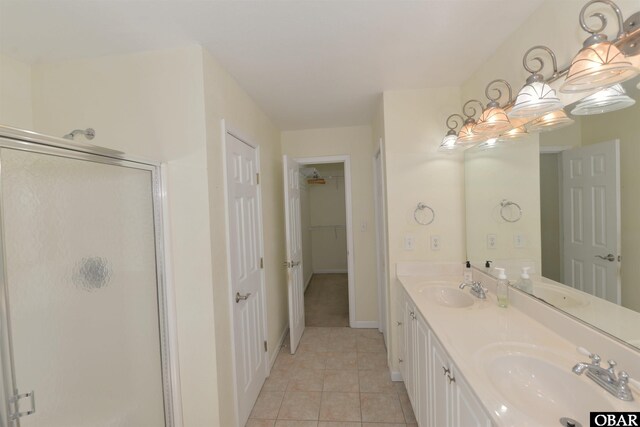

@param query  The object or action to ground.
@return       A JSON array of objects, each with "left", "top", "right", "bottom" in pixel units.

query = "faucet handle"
[
  {"left": 607, "top": 359, "right": 617, "bottom": 374},
  {"left": 576, "top": 346, "right": 601, "bottom": 365}
]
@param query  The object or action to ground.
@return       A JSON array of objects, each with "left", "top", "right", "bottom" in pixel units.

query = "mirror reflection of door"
[{"left": 562, "top": 141, "right": 620, "bottom": 304}]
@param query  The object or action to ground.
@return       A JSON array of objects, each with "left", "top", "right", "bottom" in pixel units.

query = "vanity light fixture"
[
  {"left": 475, "top": 79, "right": 514, "bottom": 136},
  {"left": 439, "top": 114, "right": 465, "bottom": 151},
  {"left": 561, "top": 0, "right": 640, "bottom": 93},
  {"left": 509, "top": 46, "right": 564, "bottom": 119},
  {"left": 526, "top": 109, "right": 575, "bottom": 133},
  {"left": 456, "top": 100, "right": 486, "bottom": 145},
  {"left": 475, "top": 138, "right": 500, "bottom": 150},
  {"left": 498, "top": 126, "right": 529, "bottom": 142},
  {"left": 571, "top": 83, "right": 636, "bottom": 115}
]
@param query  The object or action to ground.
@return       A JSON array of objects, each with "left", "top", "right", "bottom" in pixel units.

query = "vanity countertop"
[{"left": 398, "top": 274, "right": 640, "bottom": 427}]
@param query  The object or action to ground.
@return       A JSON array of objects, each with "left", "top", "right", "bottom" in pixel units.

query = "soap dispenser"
[
  {"left": 495, "top": 267, "right": 509, "bottom": 308},
  {"left": 463, "top": 261, "right": 473, "bottom": 285},
  {"left": 515, "top": 267, "right": 533, "bottom": 293}
]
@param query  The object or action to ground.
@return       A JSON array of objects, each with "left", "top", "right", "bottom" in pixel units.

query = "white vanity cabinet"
[{"left": 399, "top": 287, "right": 492, "bottom": 427}]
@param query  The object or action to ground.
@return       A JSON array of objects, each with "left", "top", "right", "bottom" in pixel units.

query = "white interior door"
[
  {"left": 283, "top": 155, "right": 305, "bottom": 354},
  {"left": 225, "top": 133, "right": 267, "bottom": 426},
  {"left": 373, "top": 148, "right": 388, "bottom": 345},
  {"left": 562, "top": 140, "right": 621, "bottom": 303}
]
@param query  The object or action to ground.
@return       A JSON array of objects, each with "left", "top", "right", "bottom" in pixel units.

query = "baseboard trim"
[
  {"left": 390, "top": 370, "right": 403, "bottom": 382},
  {"left": 350, "top": 320, "right": 379, "bottom": 329},
  {"left": 304, "top": 273, "right": 313, "bottom": 292},
  {"left": 269, "top": 325, "right": 289, "bottom": 372},
  {"left": 313, "top": 269, "right": 348, "bottom": 274}
]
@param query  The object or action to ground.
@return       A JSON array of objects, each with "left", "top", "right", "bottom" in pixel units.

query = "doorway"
[
  {"left": 301, "top": 163, "right": 349, "bottom": 327},
  {"left": 283, "top": 155, "right": 355, "bottom": 352}
]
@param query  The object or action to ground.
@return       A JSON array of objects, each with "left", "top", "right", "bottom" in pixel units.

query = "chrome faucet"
[
  {"left": 459, "top": 281, "right": 488, "bottom": 299},
  {"left": 572, "top": 347, "right": 634, "bottom": 401}
]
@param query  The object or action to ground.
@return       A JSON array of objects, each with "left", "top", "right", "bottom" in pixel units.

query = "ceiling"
[{"left": 0, "top": 0, "right": 544, "bottom": 130}]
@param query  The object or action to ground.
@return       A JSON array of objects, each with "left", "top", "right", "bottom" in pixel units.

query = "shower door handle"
[
  {"left": 236, "top": 292, "right": 252, "bottom": 303},
  {"left": 595, "top": 254, "right": 616, "bottom": 262}
]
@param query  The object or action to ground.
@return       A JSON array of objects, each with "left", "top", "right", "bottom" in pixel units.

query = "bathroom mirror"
[{"left": 465, "top": 74, "right": 640, "bottom": 350}]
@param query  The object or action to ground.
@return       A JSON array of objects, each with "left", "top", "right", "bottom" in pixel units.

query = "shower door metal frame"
[{"left": 0, "top": 125, "right": 176, "bottom": 427}]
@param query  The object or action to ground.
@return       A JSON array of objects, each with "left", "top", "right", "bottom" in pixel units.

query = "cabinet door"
[
  {"left": 416, "top": 314, "right": 430, "bottom": 427},
  {"left": 452, "top": 370, "right": 493, "bottom": 427},
  {"left": 403, "top": 298, "right": 417, "bottom": 404},
  {"left": 429, "top": 330, "right": 451, "bottom": 427},
  {"left": 396, "top": 292, "right": 406, "bottom": 379}
]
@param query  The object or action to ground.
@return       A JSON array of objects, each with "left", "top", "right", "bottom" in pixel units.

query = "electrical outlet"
[
  {"left": 514, "top": 233, "right": 525, "bottom": 248},
  {"left": 430, "top": 235, "right": 441, "bottom": 251},
  {"left": 487, "top": 234, "right": 497, "bottom": 249},
  {"left": 404, "top": 235, "right": 415, "bottom": 251}
]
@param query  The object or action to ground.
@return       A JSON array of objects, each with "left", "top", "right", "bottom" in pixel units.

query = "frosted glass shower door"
[{"left": 0, "top": 147, "right": 168, "bottom": 427}]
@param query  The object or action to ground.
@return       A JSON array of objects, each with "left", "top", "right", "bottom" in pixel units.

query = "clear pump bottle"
[{"left": 495, "top": 267, "right": 509, "bottom": 308}]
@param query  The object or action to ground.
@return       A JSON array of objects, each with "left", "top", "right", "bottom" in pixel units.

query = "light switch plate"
[
  {"left": 514, "top": 233, "right": 525, "bottom": 248},
  {"left": 404, "top": 235, "right": 415, "bottom": 251},
  {"left": 487, "top": 234, "right": 497, "bottom": 249},
  {"left": 430, "top": 235, "right": 441, "bottom": 251}
]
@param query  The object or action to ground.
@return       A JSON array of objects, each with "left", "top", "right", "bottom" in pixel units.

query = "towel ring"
[
  {"left": 414, "top": 203, "right": 435, "bottom": 226},
  {"left": 500, "top": 199, "right": 522, "bottom": 223}
]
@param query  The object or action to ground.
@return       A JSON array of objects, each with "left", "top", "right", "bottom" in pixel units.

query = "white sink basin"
[
  {"left": 531, "top": 283, "right": 589, "bottom": 308},
  {"left": 417, "top": 285, "right": 474, "bottom": 308},
  {"left": 479, "top": 343, "right": 614, "bottom": 426}
]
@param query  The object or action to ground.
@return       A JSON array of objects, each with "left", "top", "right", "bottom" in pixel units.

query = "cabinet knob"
[
  {"left": 447, "top": 374, "right": 456, "bottom": 384},
  {"left": 410, "top": 311, "right": 416, "bottom": 320},
  {"left": 396, "top": 321, "right": 403, "bottom": 326},
  {"left": 442, "top": 366, "right": 450, "bottom": 376},
  {"left": 398, "top": 358, "right": 403, "bottom": 363}
]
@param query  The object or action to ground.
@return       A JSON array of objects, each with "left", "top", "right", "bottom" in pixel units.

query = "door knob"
[
  {"left": 236, "top": 292, "right": 252, "bottom": 303},
  {"left": 595, "top": 253, "right": 616, "bottom": 262}
]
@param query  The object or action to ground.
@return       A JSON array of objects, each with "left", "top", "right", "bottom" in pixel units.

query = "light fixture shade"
[
  {"left": 498, "top": 126, "right": 528, "bottom": 142},
  {"left": 526, "top": 110, "right": 574, "bottom": 133},
  {"left": 560, "top": 42, "right": 640, "bottom": 93},
  {"left": 509, "top": 81, "right": 563, "bottom": 118},
  {"left": 474, "top": 138, "right": 499, "bottom": 151},
  {"left": 571, "top": 84, "right": 636, "bottom": 115},
  {"left": 439, "top": 133, "right": 459, "bottom": 151},
  {"left": 475, "top": 106, "right": 512, "bottom": 135},
  {"left": 456, "top": 122, "right": 486, "bottom": 145}
]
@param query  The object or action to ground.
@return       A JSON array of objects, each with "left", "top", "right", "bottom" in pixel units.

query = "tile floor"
[
  {"left": 304, "top": 274, "right": 350, "bottom": 327},
  {"left": 246, "top": 327, "right": 417, "bottom": 427}
]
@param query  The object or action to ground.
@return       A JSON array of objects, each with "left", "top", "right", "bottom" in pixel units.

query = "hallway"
[
  {"left": 304, "top": 274, "right": 349, "bottom": 327},
  {"left": 246, "top": 327, "right": 416, "bottom": 426}
]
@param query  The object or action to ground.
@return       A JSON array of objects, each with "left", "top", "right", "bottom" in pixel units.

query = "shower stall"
[{"left": 0, "top": 127, "right": 175, "bottom": 426}]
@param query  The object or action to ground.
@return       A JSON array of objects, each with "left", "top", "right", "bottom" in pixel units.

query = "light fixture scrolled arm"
[
  {"left": 579, "top": 0, "right": 625, "bottom": 39},
  {"left": 462, "top": 99, "right": 484, "bottom": 119},
  {"left": 484, "top": 79, "right": 513, "bottom": 106},
  {"left": 523, "top": 45, "right": 559, "bottom": 79},
  {"left": 446, "top": 113, "right": 465, "bottom": 131}
]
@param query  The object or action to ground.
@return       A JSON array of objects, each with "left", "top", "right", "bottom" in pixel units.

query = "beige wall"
[
  {"left": 381, "top": 87, "right": 464, "bottom": 372},
  {"left": 539, "top": 153, "right": 561, "bottom": 282},
  {"left": 29, "top": 46, "right": 216, "bottom": 426},
  {"left": 581, "top": 100, "right": 640, "bottom": 312},
  {"left": 201, "top": 49, "right": 285, "bottom": 427},
  {"left": 281, "top": 126, "right": 378, "bottom": 323},
  {"left": 464, "top": 137, "right": 542, "bottom": 278},
  {"left": 300, "top": 177, "right": 313, "bottom": 286},
  {"left": 19, "top": 45, "right": 286, "bottom": 427},
  {"left": 308, "top": 164, "right": 347, "bottom": 273},
  {"left": 0, "top": 53, "right": 33, "bottom": 130}
]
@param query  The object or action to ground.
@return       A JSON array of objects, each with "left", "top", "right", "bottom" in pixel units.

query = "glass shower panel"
[{"left": 0, "top": 148, "right": 166, "bottom": 426}]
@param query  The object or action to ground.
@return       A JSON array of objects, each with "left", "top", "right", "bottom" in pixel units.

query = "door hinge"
[
  {"left": 256, "top": 173, "right": 260, "bottom": 185},
  {"left": 9, "top": 390, "right": 35, "bottom": 421},
  {"left": 264, "top": 340, "right": 268, "bottom": 352},
  {"left": 260, "top": 257, "right": 264, "bottom": 269}
]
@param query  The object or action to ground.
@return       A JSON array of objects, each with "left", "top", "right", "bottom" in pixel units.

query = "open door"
[
  {"left": 283, "top": 155, "right": 305, "bottom": 353},
  {"left": 562, "top": 140, "right": 621, "bottom": 303}
]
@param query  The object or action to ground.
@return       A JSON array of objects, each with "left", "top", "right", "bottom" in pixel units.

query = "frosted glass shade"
[
  {"left": 498, "top": 126, "right": 528, "bottom": 142},
  {"left": 456, "top": 122, "right": 485, "bottom": 145},
  {"left": 475, "top": 106, "right": 512, "bottom": 135},
  {"left": 475, "top": 138, "right": 499, "bottom": 151},
  {"left": 509, "top": 81, "right": 563, "bottom": 119},
  {"left": 570, "top": 84, "right": 636, "bottom": 115},
  {"left": 561, "top": 42, "right": 639, "bottom": 93},
  {"left": 526, "top": 110, "right": 574, "bottom": 133},
  {"left": 439, "top": 133, "right": 458, "bottom": 151}
]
